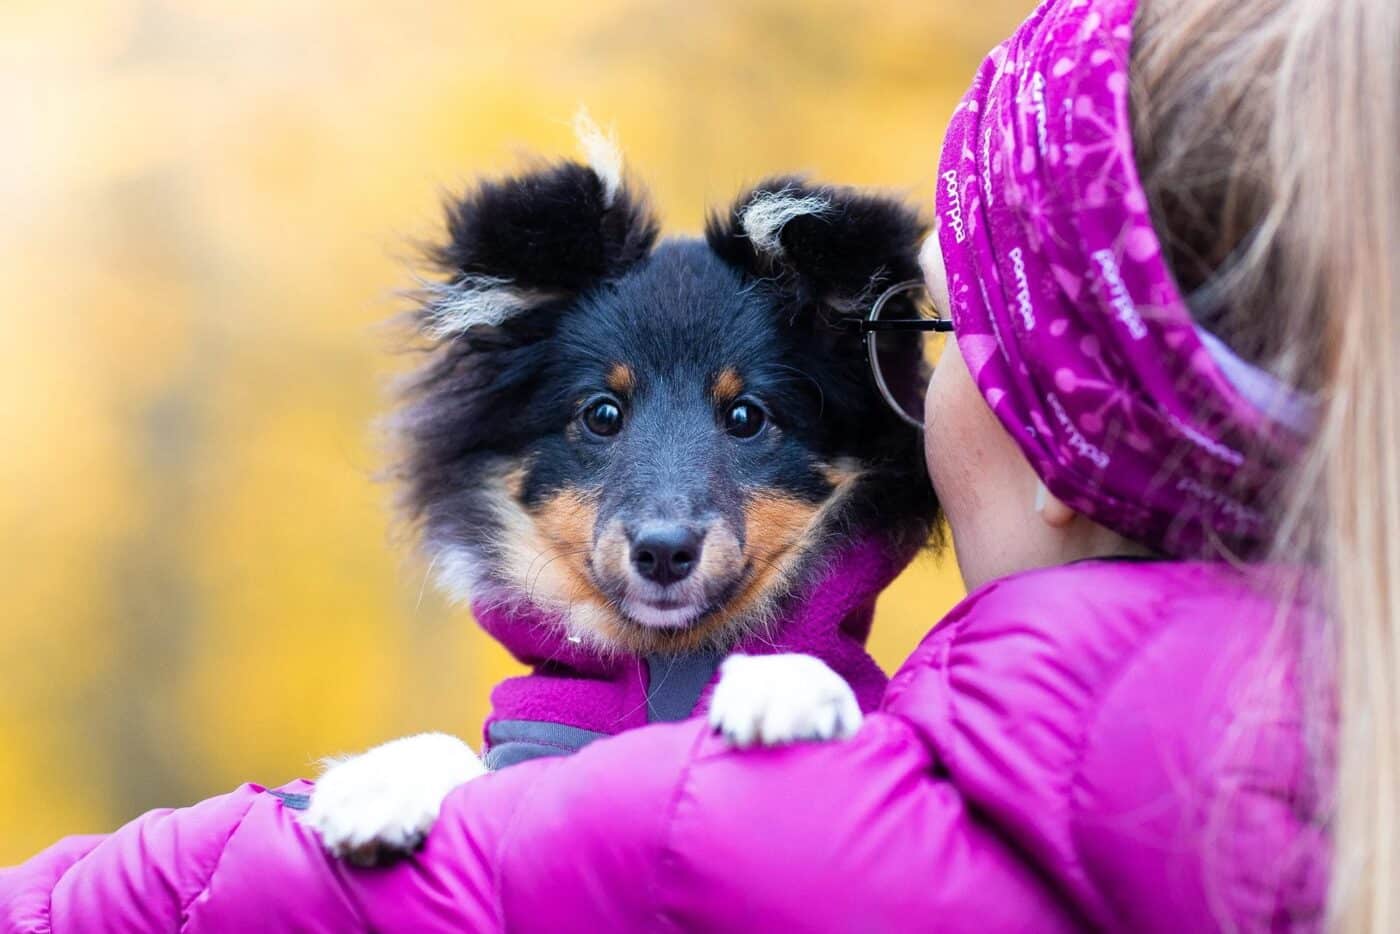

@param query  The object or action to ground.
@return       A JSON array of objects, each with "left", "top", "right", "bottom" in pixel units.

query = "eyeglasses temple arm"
[{"left": 859, "top": 319, "right": 956, "bottom": 333}]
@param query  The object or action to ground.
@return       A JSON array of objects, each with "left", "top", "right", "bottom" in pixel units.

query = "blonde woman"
[{"left": 5, "top": 0, "right": 1392, "bottom": 928}]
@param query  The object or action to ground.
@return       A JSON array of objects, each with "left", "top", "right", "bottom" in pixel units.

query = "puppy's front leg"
[
  {"left": 303, "top": 732, "right": 485, "bottom": 866},
  {"left": 708, "top": 653, "right": 863, "bottom": 748}
]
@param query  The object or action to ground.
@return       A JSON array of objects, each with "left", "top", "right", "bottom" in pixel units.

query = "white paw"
[
  {"left": 708, "top": 653, "right": 863, "bottom": 748},
  {"left": 303, "top": 732, "right": 485, "bottom": 865}
]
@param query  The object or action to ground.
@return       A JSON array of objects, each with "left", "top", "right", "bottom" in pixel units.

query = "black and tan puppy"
[
  {"left": 396, "top": 156, "right": 935, "bottom": 654},
  {"left": 306, "top": 127, "right": 937, "bottom": 860}
]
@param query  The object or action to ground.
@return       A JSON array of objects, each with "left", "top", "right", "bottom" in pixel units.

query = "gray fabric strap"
[
  {"left": 645, "top": 650, "right": 723, "bottom": 723},
  {"left": 484, "top": 650, "right": 722, "bottom": 770},
  {"left": 269, "top": 790, "right": 310, "bottom": 811},
  {"left": 483, "top": 719, "right": 608, "bottom": 770}
]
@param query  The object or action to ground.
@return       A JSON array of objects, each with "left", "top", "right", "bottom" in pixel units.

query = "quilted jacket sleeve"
[
  {"left": 452, "top": 713, "right": 1081, "bottom": 932},
  {"left": 2, "top": 717, "right": 1077, "bottom": 932}
]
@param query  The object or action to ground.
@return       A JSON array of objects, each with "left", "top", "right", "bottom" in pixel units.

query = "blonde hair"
[{"left": 1131, "top": 0, "right": 1400, "bottom": 927}]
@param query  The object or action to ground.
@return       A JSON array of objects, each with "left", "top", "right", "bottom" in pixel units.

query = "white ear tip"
[
  {"left": 739, "top": 189, "right": 832, "bottom": 257},
  {"left": 572, "top": 108, "right": 624, "bottom": 209}
]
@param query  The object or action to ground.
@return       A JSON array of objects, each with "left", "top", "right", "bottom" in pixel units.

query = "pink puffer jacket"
[{"left": 2, "top": 560, "right": 1328, "bottom": 932}]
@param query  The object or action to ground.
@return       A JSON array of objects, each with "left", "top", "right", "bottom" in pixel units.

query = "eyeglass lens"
[{"left": 867, "top": 282, "right": 949, "bottom": 428}]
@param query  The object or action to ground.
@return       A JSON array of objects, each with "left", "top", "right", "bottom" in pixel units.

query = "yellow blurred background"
[{"left": 0, "top": 0, "right": 1030, "bottom": 862}]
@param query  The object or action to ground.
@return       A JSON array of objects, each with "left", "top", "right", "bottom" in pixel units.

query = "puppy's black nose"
[{"left": 630, "top": 525, "right": 703, "bottom": 585}]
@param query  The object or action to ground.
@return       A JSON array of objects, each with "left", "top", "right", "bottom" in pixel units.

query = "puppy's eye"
[
  {"left": 724, "top": 401, "right": 766, "bottom": 439},
  {"left": 582, "top": 398, "right": 624, "bottom": 437}
]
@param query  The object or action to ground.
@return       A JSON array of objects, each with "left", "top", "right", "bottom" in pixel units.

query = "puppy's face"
[
  {"left": 497, "top": 245, "right": 877, "bottom": 651},
  {"left": 397, "top": 164, "right": 936, "bottom": 654}
]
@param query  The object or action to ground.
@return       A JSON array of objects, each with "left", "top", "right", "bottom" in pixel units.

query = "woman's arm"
[
  {"left": 443, "top": 714, "right": 1077, "bottom": 932},
  {"left": 3, "top": 714, "right": 1075, "bottom": 933}
]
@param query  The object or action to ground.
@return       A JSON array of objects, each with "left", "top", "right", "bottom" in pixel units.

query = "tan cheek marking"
[
  {"left": 746, "top": 494, "right": 821, "bottom": 559},
  {"left": 495, "top": 486, "right": 607, "bottom": 609},
  {"left": 606, "top": 363, "right": 635, "bottom": 395},
  {"left": 712, "top": 367, "right": 744, "bottom": 403},
  {"left": 530, "top": 488, "right": 596, "bottom": 555},
  {"left": 483, "top": 475, "right": 636, "bottom": 649}
]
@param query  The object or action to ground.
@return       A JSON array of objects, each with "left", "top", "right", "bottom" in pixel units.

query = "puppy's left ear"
[
  {"left": 705, "top": 176, "right": 926, "bottom": 318},
  {"left": 414, "top": 113, "right": 658, "bottom": 342}
]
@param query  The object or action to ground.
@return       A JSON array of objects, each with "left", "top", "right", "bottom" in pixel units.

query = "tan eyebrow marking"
[
  {"left": 818, "top": 460, "right": 862, "bottom": 489},
  {"left": 605, "top": 363, "right": 636, "bottom": 395},
  {"left": 712, "top": 367, "right": 744, "bottom": 403},
  {"left": 503, "top": 465, "right": 527, "bottom": 499}
]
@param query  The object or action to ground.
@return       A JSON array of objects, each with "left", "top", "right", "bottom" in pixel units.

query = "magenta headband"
[{"left": 936, "top": 0, "right": 1316, "bottom": 558}]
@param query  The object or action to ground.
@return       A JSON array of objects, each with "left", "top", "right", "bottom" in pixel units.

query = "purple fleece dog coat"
[{"left": 471, "top": 534, "right": 908, "bottom": 767}]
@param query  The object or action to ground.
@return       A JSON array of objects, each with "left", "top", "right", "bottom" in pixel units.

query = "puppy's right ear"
[{"left": 418, "top": 154, "right": 658, "bottom": 339}]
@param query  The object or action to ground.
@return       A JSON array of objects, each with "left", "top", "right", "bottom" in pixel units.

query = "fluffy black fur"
[
  {"left": 706, "top": 174, "right": 925, "bottom": 311},
  {"left": 430, "top": 162, "right": 658, "bottom": 292},
  {"left": 394, "top": 159, "right": 938, "bottom": 650}
]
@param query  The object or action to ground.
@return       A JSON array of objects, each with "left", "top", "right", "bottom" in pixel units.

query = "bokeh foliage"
[{"left": 0, "top": 0, "right": 1029, "bottom": 861}]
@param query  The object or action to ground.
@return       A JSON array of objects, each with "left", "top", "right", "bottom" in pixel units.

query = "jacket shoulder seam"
[
  {"left": 492, "top": 761, "right": 569, "bottom": 928},
  {"left": 491, "top": 784, "right": 534, "bottom": 927},
  {"left": 645, "top": 726, "right": 709, "bottom": 932},
  {"left": 1062, "top": 609, "right": 1182, "bottom": 923},
  {"left": 176, "top": 791, "right": 270, "bottom": 931}
]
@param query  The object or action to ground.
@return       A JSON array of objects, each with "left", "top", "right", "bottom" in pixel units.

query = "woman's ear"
[
  {"left": 918, "top": 227, "right": 951, "bottom": 315},
  {"left": 704, "top": 176, "right": 926, "bottom": 319},
  {"left": 1033, "top": 480, "right": 1077, "bottom": 528}
]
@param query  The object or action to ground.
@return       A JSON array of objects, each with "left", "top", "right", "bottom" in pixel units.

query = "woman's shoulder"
[
  {"left": 889, "top": 557, "right": 1293, "bottom": 692},
  {"left": 881, "top": 558, "right": 1298, "bottom": 791},
  {"left": 882, "top": 557, "right": 1326, "bottom": 928}
]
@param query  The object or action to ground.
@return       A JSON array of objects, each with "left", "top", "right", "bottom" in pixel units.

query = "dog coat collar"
[{"left": 471, "top": 534, "right": 909, "bottom": 768}]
